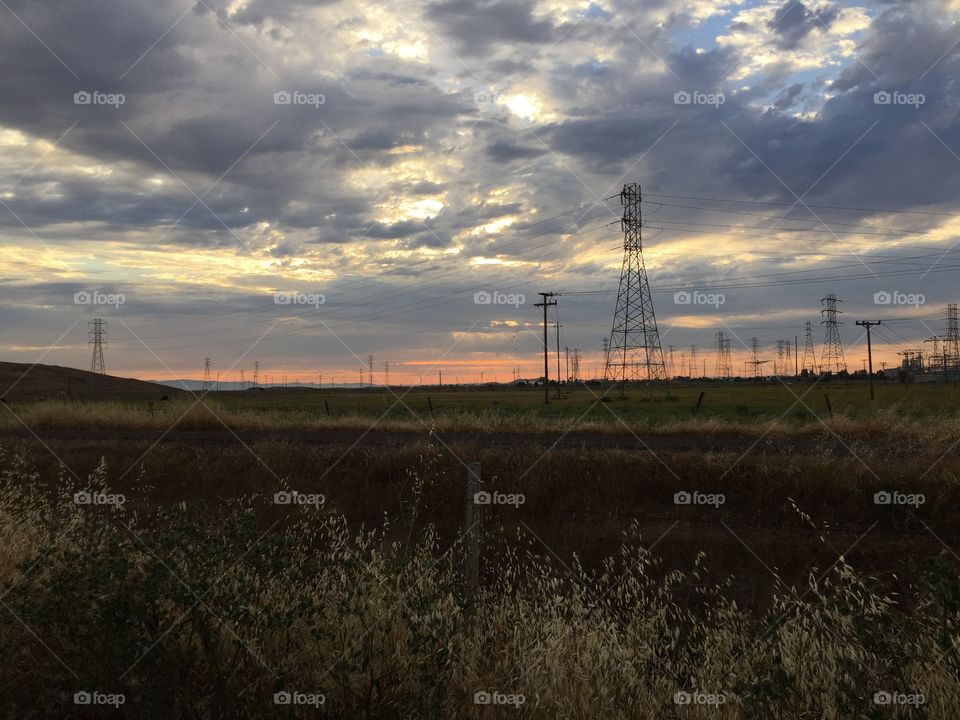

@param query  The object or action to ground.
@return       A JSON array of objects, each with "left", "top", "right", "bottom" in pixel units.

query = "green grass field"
[{"left": 195, "top": 378, "right": 960, "bottom": 426}]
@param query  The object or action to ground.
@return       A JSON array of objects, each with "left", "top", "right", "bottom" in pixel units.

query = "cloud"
[{"left": 1, "top": 0, "right": 959, "bottom": 378}]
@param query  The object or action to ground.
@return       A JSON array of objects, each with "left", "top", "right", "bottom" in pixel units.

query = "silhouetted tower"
[
  {"left": 253, "top": 361, "right": 259, "bottom": 387},
  {"left": 946, "top": 303, "right": 960, "bottom": 379},
  {"left": 203, "top": 357, "right": 211, "bottom": 391},
  {"left": 604, "top": 183, "right": 666, "bottom": 385},
  {"left": 775, "top": 339, "right": 788, "bottom": 376},
  {"left": 820, "top": 294, "right": 847, "bottom": 373},
  {"left": 600, "top": 338, "right": 610, "bottom": 379},
  {"left": 571, "top": 348, "right": 582, "bottom": 382},
  {"left": 715, "top": 331, "right": 732, "bottom": 379},
  {"left": 689, "top": 345, "right": 698, "bottom": 378},
  {"left": 748, "top": 336, "right": 768, "bottom": 378},
  {"left": 368, "top": 355, "right": 374, "bottom": 387},
  {"left": 802, "top": 321, "right": 817, "bottom": 374},
  {"left": 88, "top": 319, "right": 106, "bottom": 374},
  {"left": 384, "top": 361, "right": 390, "bottom": 386}
]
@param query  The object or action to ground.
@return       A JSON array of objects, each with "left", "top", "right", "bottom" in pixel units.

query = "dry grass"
[
  {"left": 3, "top": 397, "right": 959, "bottom": 443},
  {"left": 0, "top": 448, "right": 957, "bottom": 718}
]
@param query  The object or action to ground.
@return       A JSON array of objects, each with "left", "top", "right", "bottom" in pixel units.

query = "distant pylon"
[
  {"left": 203, "top": 357, "right": 211, "bottom": 391},
  {"left": 88, "top": 319, "right": 107, "bottom": 374},
  {"left": 802, "top": 321, "right": 817, "bottom": 374},
  {"left": 253, "top": 361, "right": 259, "bottom": 387},
  {"left": 689, "top": 345, "right": 697, "bottom": 378},
  {"left": 604, "top": 183, "right": 666, "bottom": 387},
  {"left": 715, "top": 331, "right": 732, "bottom": 379},
  {"left": 946, "top": 303, "right": 960, "bottom": 380},
  {"left": 368, "top": 354, "right": 374, "bottom": 387},
  {"left": 384, "top": 361, "right": 390, "bottom": 386},
  {"left": 748, "top": 337, "right": 768, "bottom": 378},
  {"left": 820, "top": 294, "right": 847, "bottom": 373},
  {"left": 775, "top": 339, "right": 788, "bottom": 376}
]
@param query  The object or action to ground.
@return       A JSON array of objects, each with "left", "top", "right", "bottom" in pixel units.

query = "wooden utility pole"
[
  {"left": 856, "top": 320, "right": 881, "bottom": 400},
  {"left": 535, "top": 292, "right": 557, "bottom": 404}
]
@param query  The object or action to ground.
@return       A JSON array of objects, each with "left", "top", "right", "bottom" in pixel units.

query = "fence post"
[
  {"left": 464, "top": 462, "right": 481, "bottom": 603},
  {"left": 824, "top": 393, "right": 833, "bottom": 417}
]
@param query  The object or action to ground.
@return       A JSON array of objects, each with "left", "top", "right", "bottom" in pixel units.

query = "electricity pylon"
[
  {"left": 820, "top": 294, "right": 847, "bottom": 373},
  {"left": 604, "top": 183, "right": 666, "bottom": 392},
  {"left": 89, "top": 319, "right": 106, "bottom": 374},
  {"left": 802, "top": 321, "right": 817, "bottom": 374}
]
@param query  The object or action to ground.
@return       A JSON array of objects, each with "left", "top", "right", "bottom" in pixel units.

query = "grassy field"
[
  {"left": 5, "top": 379, "right": 960, "bottom": 438},
  {"left": 1, "top": 371, "right": 959, "bottom": 717}
]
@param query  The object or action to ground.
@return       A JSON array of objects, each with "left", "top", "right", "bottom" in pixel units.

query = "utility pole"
[
  {"left": 535, "top": 292, "right": 557, "bottom": 404},
  {"left": 856, "top": 320, "right": 881, "bottom": 400}
]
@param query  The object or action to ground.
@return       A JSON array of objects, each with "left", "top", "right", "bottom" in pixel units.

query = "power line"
[{"left": 643, "top": 192, "right": 960, "bottom": 219}]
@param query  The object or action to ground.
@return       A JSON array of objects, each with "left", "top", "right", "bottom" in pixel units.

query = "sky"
[{"left": 2, "top": 0, "right": 960, "bottom": 384}]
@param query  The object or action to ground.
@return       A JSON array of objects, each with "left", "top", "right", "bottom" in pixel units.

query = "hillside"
[{"left": 0, "top": 362, "right": 185, "bottom": 401}]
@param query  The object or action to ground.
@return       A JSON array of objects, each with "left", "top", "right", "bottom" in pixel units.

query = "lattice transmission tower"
[
  {"left": 775, "top": 339, "right": 791, "bottom": 376},
  {"left": 202, "top": 357, "right": 211, "bottom": 391},
  {"left": 715, "top": 331, "right": 732, "bottom": 379},
  {"left": 820, "top": 294, "right": 847, "bottom": 373},
  {"left": 748, "top": 337, "right": 768, "bottom": 378},
  {"left": 946, "top": 303, "right": 960, "bottom": 380},
  {"left": 802, "top": 321, "right": 817, "bottom": 373},
  {"left": 604, "top": 183, "right": 666, "bottom": 387},
  {"left": 89, "top": 319, "right": 107, "bottom": 374}
]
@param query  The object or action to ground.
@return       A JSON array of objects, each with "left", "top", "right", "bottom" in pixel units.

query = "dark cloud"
[
  {"left": 486, "top": 140, "right": 546, "bottom": 162},
  {"left": 768, "top": 1, "right": 840, "bottom": 50},
  {"left": 425, "top": 0, "right": 557, "bottom": 56}
]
